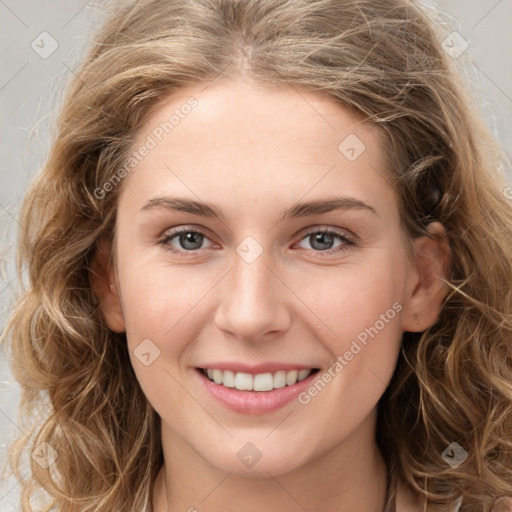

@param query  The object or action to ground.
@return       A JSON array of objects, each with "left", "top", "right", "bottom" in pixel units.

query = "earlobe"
[
  {"left": 401, "top": 222, "right": 451, "bottom": 333},
  {"left": 89, "top": 235, "right": 126, "bottom": 333}
]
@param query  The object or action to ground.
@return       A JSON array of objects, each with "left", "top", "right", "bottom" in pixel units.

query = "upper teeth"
[{"left": 204, "top": 368, "right": 314, "bottom": 391}]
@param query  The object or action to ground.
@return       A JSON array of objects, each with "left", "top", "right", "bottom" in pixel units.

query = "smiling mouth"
[{"left": 198, "top": 368, "right": 320, "bottom": 392}]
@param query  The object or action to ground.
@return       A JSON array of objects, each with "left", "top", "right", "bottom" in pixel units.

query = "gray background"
[{"left": 1, "top": 0, "right": 511, "bottom": 509}]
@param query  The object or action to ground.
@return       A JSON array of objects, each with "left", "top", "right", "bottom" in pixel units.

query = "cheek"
[
  {"left": 120, "top": 244, "right": 407, "bottom": 357},
  {"left": 118, "top": 261, "right": 230, "bottom": 415},
  {"left": 292, "top": 255, "right": 406, "bottom": 411},
  {"left": 119, "top": 259, "right": 210, "bottom": 341},
  {"left": 291, "top": 254, "right": 406, "bottom": 349},
  {"left": 292, "top": 271, "right": 404, "bottom": 435},
  {"left": 119, "top": 265, "right": 208, "bottom": 419}
]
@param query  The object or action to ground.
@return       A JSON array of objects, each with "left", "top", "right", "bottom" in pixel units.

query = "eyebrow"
[{"left": 140, "top": 196, "right": 378, "bottom": 220}]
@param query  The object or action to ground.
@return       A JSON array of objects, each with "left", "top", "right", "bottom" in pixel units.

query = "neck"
[{"left": 152, "top": 409, "right": 389, "bottom": 512}]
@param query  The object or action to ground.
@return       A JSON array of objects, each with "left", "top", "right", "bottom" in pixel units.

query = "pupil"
[
  {"left": 311, "top": 232, "right": 333, "bottom": 251},
  {"left": 181, "top": 232, "right": 202, "bottom": 250}
]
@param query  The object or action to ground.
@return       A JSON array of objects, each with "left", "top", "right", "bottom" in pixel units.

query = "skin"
[{"left": 91, "top": 79, "right": 450, "bottom": 511}]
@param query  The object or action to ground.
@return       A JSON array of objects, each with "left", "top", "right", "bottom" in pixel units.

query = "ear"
[
  {"left": 401, "top": 221, "right": 451, "bottom": 332},
  {"left": 89, "top": 235, "right": 126, "bottom": 333}
]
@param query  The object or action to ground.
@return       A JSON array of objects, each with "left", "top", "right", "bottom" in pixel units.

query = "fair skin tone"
[{"left": 91, "top": 79, "right": 450, "bottom": 511}]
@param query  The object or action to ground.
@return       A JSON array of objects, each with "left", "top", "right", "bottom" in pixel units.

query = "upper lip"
[{"left": 197, "top": 362, "right": 319, "bottom": 374}]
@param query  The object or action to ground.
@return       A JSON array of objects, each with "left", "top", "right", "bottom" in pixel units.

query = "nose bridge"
[
  {"left": 214, "top": 243, "right": 289, "bottom": 340},
  {"left": 232, "top": 250, "right": 272, "bottom": 304}
]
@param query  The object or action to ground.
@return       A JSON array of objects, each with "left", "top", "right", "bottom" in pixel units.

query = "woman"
[{"left": 2, "top": 0, "right": 512, "bottom": 511}]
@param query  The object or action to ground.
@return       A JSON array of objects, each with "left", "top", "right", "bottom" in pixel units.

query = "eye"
[
  {"left": 159, "top": 228, "right": 214, "bottom": 256},
  {"left": 158, "top": 226, "right": 355, "bottom": 258},
  {"left": 296, "top": 228, "right": 355, "bottom": 254}
]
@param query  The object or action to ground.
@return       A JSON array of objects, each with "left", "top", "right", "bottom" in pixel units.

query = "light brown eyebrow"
[
  {"left": 139, "top": 196, "right": 378, "bottom": 220},
  {"left": 141, "top": 196, "right": 222, "bottom": 218},
  {"left": 279, "top": 197, "right": 378, "bottom": 220}
]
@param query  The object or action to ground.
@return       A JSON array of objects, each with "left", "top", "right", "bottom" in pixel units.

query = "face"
[{"left": 93, "top": 78, "right": 447, "bottom": 477}]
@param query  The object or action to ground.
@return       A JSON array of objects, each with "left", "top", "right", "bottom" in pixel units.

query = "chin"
[{"left": 200, "top": 441, "right": 313, "bottom": 478}]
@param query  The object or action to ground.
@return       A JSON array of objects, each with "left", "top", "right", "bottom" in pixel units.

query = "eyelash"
[{"left": 158, "top": 226, "right": 356, "bottom": 258}]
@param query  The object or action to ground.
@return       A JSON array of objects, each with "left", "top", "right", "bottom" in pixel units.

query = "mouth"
[
  {"left": 193, "top": 361, "right": 321, "bottom": 415},
  {"left": 198, "top": 367, "right": 320, "bottom": 392}
]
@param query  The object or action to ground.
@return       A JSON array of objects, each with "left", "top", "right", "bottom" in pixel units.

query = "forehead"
[
  {"left": 119, "top": 79, "right": 394, "bottom": 214},
  {"left": 135, "top": 78, "right": 381, "bottom": 152}
]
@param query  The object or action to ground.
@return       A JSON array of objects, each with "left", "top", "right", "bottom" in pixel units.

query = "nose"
[{"left": 213, "top": 248, "right": 291, "bottom": 342}]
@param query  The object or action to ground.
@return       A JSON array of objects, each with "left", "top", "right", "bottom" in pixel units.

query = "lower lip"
[{"left": 195, "top": 368, "right": 319, "bottom": 415}]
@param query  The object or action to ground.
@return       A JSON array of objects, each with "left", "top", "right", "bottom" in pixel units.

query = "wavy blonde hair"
[{"left": 1, "top": 0, "right": 512, "bottom": 510}]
